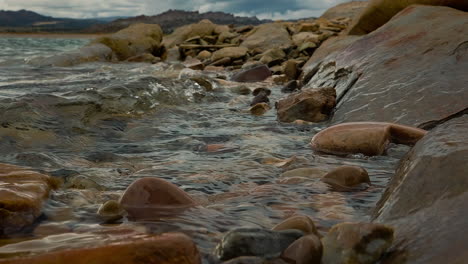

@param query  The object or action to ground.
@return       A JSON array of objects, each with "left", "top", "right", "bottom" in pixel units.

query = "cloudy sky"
[{"left": 0, "top": 0, "right": 353, "bottom": 20}]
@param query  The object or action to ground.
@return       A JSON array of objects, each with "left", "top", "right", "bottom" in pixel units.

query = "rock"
[
  {"left": 97, "top": 200, "right": 124, "bottom": 221},
  {"left": 281, "top": 234, "right": 322, "bottom": 264},
  {"left": 321, "top": 166, "right": 370, "bottom": 191},
  {"left": 241, "top": 23, "right": 293, "bottom": 53},
  {"left": 321, "top": 222, "right": 394, "bottom": 264},
  {"left": 231, "top": 65, "right": 271, "bottom": 83},
  {"left": 272, "top": 215, "right": 319, "bottom": 236},
  {"left": 348, "top": 0, "right": 468, "bottom": 35},
  {"left": 262, "top": 156, "right": 298, "bottom": 169},
  {"left": 190, "top": 76, "right": 214, "bottom": 91},
  {"left": 297, "top": 23, "right": 319, "bottom": 32},
  {"left": 119, "top": 177, "right": 196, "bottom": 220},
  {"left": 373, "top": 115, "right": 468, "bottom": 264},
  {"left": 259, "top": 48, "right": 286, "bottom": 67},
  {"left": 165, "top": 47, "right": 181, "bottom": 62},
  {"left": 320, "top": 1, "right": 368, "bottom": 20},
  {"left": 162, "top": 19, "right": 216, "bottom": 48},
  {"left": 197, "top": 50, "right": 212, "bottom": 60},
  {"left": 212, "top": 47, "right": 249, "bottom": 62},
  {"left": 276, "top": 87, "right": 336, "bottom": 123},
  {"left": 214, "top": 228, "right": 304, "bottom": 261},
  {"left": 184, "top": 57, "right": 204, "bottom": 70},
  {"left": 0, "top": 232, "right": 201, "bottom": 264},
  {"left": 0, "top": 163, "right": 56, "bottom": 235},
  {"left": 64, "top": 175, "right": 103, "bottom": 190},
  {"left": 231, "top": 85, "right": 251, "bottom": 95},
  {"left": 210, "top": 57, "right": 232, "bottom": 67},
  {"left": 29, "top": 43, "right": 113, "bottom": 67},
  {"left": 282, "top": 60, "right": 298, "bottom": 80},
  {"left": 272, "top": 74, "right": 289, "bottom": 84},
  {"left": 250, "top": 103, "right": 271, "bottom": 116},
  {"left": 310, "top": 122, "right": 427, "bottom": 156},
  {"left": 251, "top": 87, "right": 271, "bottom": 106},
  {"left": 126, "top": 53, "right": 161, "bottom": 63},
  {"left": 94, "top": 23, "right": 163, "bottom": 60},
  {"left": 292, "top": 32, "right": 321, "bottom": 46},
  {"left": 303, "top": 6, "right": 468, "bottom": 127},
  {"left": 281, "top": 80, "right": 299, "bottom": 93}
]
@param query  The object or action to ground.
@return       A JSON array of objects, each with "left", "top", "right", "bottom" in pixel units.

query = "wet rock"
[
  {"left": 231, "top": 85, "right": 251, "bottom": 95},
  {"left": 119, "top": 177, "right": 196, "bottom": 220},
  {"left": 241, "top": 23, "right": 293, "bottom": 53},
  {"left": 310, "top": 122, "right": 427, "bottom": 156},
  {"left": 126, "top": 53, "right": 160, "bottom": 63},
  {"left": 0, "top": 163, "right": 56, "bottom": 235},
  {"left": 303, "top": 6, "right": 468, "bottom": 127},
  {"left": 214, "top": 228, "right": 304, "bottom": 261},
  {"left": 281, "top": 234, "right": 323, "bottom": 264},
  {"left": 0, "top": 232, "right": 201, "bottom": 264},
  {"left": 212, "top": 47, "right": 248, "bottom": 62},
  {"left": 276, "top": 87, "right": 336, "bottom": 123},
  {"left": 321, "top": 165, "right": 370, "bottom": 191},
  {"left": 231, "top": 65, "right": 271, "bottom": 83},
  {"left": 260, "top": 48, "right": 286, "bottom": 67},
  {"left": 374, "top": 115, "right": 468, "bottom": 264},
  {"left": 163, "top": 19, "right": 216, "bottom": 48},
  {"left": 280, "top": 167, "right": 327, "bottom": 179},
  {"left": 97, "top": 200, "right": 125, "bottom": 221},
  {"left": 250, "top": 103, "right": 271, "bottom": 116},
  {"left": 197, "top": 50, "right": 212, "bottom": 60},
  {"left": 190, "top": 76, "right": 214, "bottom": 91},
  {"left": 273, "top": 215, "right": 319, "bottom": 236},
  {"left": 251, "top": 87, "right": 271, "bottom": 106},
  {"left": 282, "top": 60, "right": 298, "bottom": 80},
  {"left": 281, "top": 80, "right": 299, "bottom": 93},
  {"left": 94, "top": 23, "right": 163, "bottom": 60},
  {"left": 321, "top": 222, "right": 394, "bottom": 264},
  {"left": 348, "top": 0, "right": 468, "bottom": 35},
  {"left": 65, "top": 175, "right": 104, "bottom": 190}
]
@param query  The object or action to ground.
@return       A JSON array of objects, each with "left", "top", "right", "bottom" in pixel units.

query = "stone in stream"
[
  {"left": 250, "top": 103, "right": 271, "bottom": 116},
  {"left": 310, "top": 122, "right": 427, "bottom": 156},
  {"left": 119, "top": 177, "right": 196, "bottom": 220},
  {"left": 281, "top": 234, "right": 323, "bottom": 264},
  {"left": 0, "top": 232, "right": 201, "bottom": 264},
  {"left": 321, "top": 222, "right": 394, "bottom": 264},
  {"left": 321, "top": 165, "right": 370, "bottom": 192},
  {"left": 281, "top": 80, "right": 299, "bottom": 93},
  {"left": 0, "top": 163, "right": 56, "bottom": 235},
  {"left": 276, "top": 87, "right": 336, "bottom": 123},
  {"left": 231, "top": 65, "right": 271, "bottom": 83},
  {"left": 97, "top": 200, "right": 125, "bottom": 222},
  {"left": 272, "top": 215, "right": 319, "bottom": 236},
  {"left": 250, "top": 87, "right": 271, "bottom": 106},
  {"left": 214, "top": 228, "right": 304, "bottom": 261}
]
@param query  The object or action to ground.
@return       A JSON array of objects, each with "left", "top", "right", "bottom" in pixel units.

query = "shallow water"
[{"left": 0, "top": 37, "right": 409, "bottom": 261}]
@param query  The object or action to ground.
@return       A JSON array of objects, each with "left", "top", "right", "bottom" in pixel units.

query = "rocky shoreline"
[{"left": 1, "top": 0, "right": 467, "bottom": 263}]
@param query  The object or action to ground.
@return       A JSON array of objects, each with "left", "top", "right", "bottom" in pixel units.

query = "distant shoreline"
[{"left": 0, "top": 33, "right": 107, "bottom": 39}]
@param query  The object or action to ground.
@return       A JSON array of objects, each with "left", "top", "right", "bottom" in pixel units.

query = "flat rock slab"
[{"left": 302, "top": 5, "right": 468, "bottom": 127}]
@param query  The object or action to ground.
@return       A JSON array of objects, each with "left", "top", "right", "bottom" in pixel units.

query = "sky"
[{"left": 0, "top": 0, "right": 354, "bottom": 20}]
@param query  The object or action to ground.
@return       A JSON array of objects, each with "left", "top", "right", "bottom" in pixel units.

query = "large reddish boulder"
[{"left": 0, "top": 163, "right": 56, "bottom": 235}]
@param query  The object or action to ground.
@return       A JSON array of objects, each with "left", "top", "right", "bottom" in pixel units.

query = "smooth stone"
[
  {"left": 0, "top": 232, "right": 201, "bottom": 264},
  {"left": 320, "top": 1, "right": 368, "bottom": 20},
  {"left": 276, "top": 87, "right": 336, "bottom": 123},
  {"left": 272, "top": 215, "right": 319, "bottom": 236},
  {"left": 240, "top": 23, "right": 292, "bottom": 53},
  {"left": 231, "top": 65, "right": 272, "bottom": 83},
  {"left": 280, "top": 167, "right": 327, "bottom": 179},
  {"left": 321, "top": 222, "right": 394, "bottom": 264},
  {"left": 197, "top": 50, "right": 212, "bottom": 60},
  {"left": 281, "top": 234, "right": 323, "bottom": 264},
  {"left": 251, "top": 88, "right": 271, "bottom": 106},
  {"left": 214, "top": 228, "right": 304, "bottom": 261},
  {"left": 119, "top": 177, "right": 196, "bottom": 220},
  {"left": 321, "top": 165, "right": 370, "bottom": 191},
  {"left": 348, "top": 0, "right": 468, "bottom": 35},
  {"left": 97, "top": 200, "right": 124, "bottom": 221},
  {"left": 212, "top": 47, "right": 249, "bottom": 61},
  {"left": 250, "top": 103, "right": 271, "bottom": 116},
  {"left": 231, "top": 85, "right": 251, "bottom": 95},
  {"left": 0, "top": 163, "right": 56, "bottom": 235},
  {"left": 311, "top": 122, "right": 427, "bottom": 156},
  {"left": 281, "top": 80, "right": 298, "bottom": 93}
]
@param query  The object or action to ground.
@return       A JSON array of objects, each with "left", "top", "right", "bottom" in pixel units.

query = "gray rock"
[{"left": 214, "top": 228, "right": 304, "bottom": 261}]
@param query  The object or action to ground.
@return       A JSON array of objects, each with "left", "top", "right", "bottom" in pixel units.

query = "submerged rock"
[
  {"left": 276, "top": 87, "right": 336, "bottom": 123},
  {"left": 250, "top": 103, "right": 271, "bottom": 116},
  {"left": 97, "top": 200, "right": 125, "bottom": 222},
  {"left": 214, "top": 228, "right": 304, "bottom": 261},
  {"left": 119, "top": 177, "right": 196, "bottom": 220},
  {"left": 374, "top": 115, "right": 468, "bottom": 264},
  {"left": 321, "top": 222, "right": 394, "bottom": 264},
  {"left": 310, "top": 122, "right": 427, "bottom": 156},
  {"left": 0, "top": 163, "right": 56, "bottom": 235},
  {"left": 321, "top": 165, "right": 370, "bottom": 191}
]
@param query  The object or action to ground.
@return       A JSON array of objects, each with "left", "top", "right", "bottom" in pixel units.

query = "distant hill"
[
  {"left": 0, "top": 9, "right": 102, "bottom": 33},
  {"left": 85, "top": 9, "right": 271, "bottom": 34}
]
